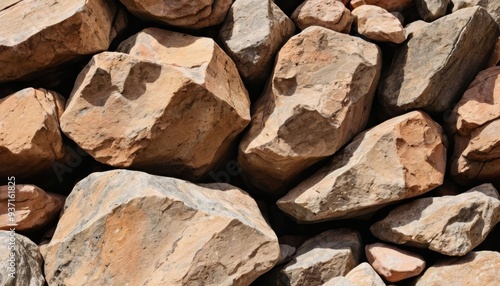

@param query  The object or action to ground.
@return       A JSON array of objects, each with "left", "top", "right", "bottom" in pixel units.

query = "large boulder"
[
  {"left": 291, "top": 0, "right": 353, "bottom": 33},
  {"left": 451, "top": 0, "right": 500, "bottom": 28}
]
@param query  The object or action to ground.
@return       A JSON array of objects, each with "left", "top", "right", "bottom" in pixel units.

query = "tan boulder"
[
  {"left": 366, "top": 243, "right": 425, "bottom": 282},
  {"left": 353, "top": 0, "right": 414, "bottom": 11},
  {"left": 278, "top": 111, "right": 446, "bottom": 222},
  {"left": 323, "top": 277, "right": 359, "bottom": 286},
  {"left": 43, "top": 169, "right": 280, "bottom": 286},
  {"left": 238, "top": 26, "right": 381, "bottom": 194},
  {"left": 291, "top": 0, "right": 353, "bottom": 33},
  {"left": 415, "top": 0, "right": 449, "bottom": 21},
  {"left": 345, "top": 262, "right": 386, "bottom": 286},
  {"left": 352, "top": 5, "right": 407, "bottom": 43}
]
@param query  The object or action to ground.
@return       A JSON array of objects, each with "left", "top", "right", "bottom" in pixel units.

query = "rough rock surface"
[
  {"left": 323, "top": 276, "right": 359, "bottom": 286},
  {"left": 352, "top": 5, "right": 407, "bottom": 43},
  {"left": 356, "top": 0, "right": 414, "bottom": 11},
  {"left": 43, "top": 170, "right": 280, "bottom": 286},
  {"left": 451, "top": 0, "right": 500, "bottom": 28},
  {"left": 0, "top": 185, "right": 64, "bottom": 232},
  {"left": 0, "top": 0, "right": 124, "bottom": 82},
  {"left": 366, "top": 243, "right": 426, "bottom": 282},
  {"left": 414, "top": 251, "right": 500, "bottom": 285},
  {"left": 0, "top": 88, "right": 66, "bottom": 178},
  {"left": 61, "top": 28, "right": 250, "bottom": 181},
  {"left": 276, "top": 229, "right": 362, "bottom": 286},
  {"left": 238, "top": 26, "right": 381, "bottom": 194},
  {"left": 219, "top": 0, "right": 295, "bottom": 85},
  {"left": 379, "top": 7, "right": 499, "bottom": 116},
  {"left": 415, "top": 0, "right": 448, "bottom": 21},
  {"left": 345, "top": 262, "right": 386, "bottom": 286},
  {"left": 277, "top": 111, "right": 446, "bottom": 222},
  {"left": 371, "top": 184, "right": 500, "bottom": 256},
  {"left": 291, "top": 0, "right": 353, "bottom": 33},
  {"left": 0, "top": 231, "right": 45, "bottom": 286}
]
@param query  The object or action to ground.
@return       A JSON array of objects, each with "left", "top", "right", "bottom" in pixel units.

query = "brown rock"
[
  {"left": 450, "top": 0, "right": 500, "bottom": 28},
  {"left": 352, "top": 5, "right": 407, "bottom": 43},
  {"left": 291, "top": 0, "right": 353, "bottom": 33},
  {"left": 0, "top": 0, "right": 124, "bottom": 82},
  {"left": 356, "top": 0, "right": 414, "bottom": 11},
  {"left": 486, "top": 37, "right": 500, "bottom": 67},
  {"left": 44, "top": 169, "right": 280, "bottom": 286},
  {"left": 415, "top": 0, "right": 449, "bottom": 21},
  {"left": 345, "top": 262, "right": 386, "bottom": 286},
  {"left": 61, "top": 28, "right": 250, "bottom": 181},
  {"left": 278, "top": 111, "right": 446, "bottom": 222},
  {"left": 0, "top": 88, "right": 66, "bottom": 178},
  {"left": 238, "top": 26, "right": 381, "bottom": 194},
  {"left": 323, "top": 277, "right": 359, "bottom": 286}
]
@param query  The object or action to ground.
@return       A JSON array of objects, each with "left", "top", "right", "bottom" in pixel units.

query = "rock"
[
  {"left": 415, "top": 0, "right": 449, "bottom": 21},
  {"left": 450, "top": 0, "right": 500, "bottom": 28},
  {"left": 277, "top": 229, "right": 362, "bottom": 286},
  {"left": 277, "top": 244, "right": 296, "bottom": 266},
  {"left": 370, "top": 184, "right": 500, "bottom": 256},
  {"left": 219, "top": 0, "right": 295, "bottom": 85},
  {"left": 378, "top": 7, "right": 499, "bottom": 116},
  {"left": 486, "top": 37, "right": 500, "bottom": 67},
  {"left": 291, "top": 0, "right": 353, "bottom": 33},
  {"left": 0, "top": 231, "right": 45, "bottom": 286},
  {"left": 0, "top": 88, "right": 66, "bottom": 178},
  {"left": 118, "top": 0, "right": 231, "bottom": 29},
  {"left": 61, "top": 28, "right": 250, "bottom": 181},
  {"left": 238, "top": 26, "right": 381, "bottom": 194},
  {"left": 323, "top": 277, "right": 359, "bottom": 286},
  {"left": 43, "top": 169, "right": 280, "bottom": 286},
  {"left": 0, "top": 185, "right": 64, "bottom": 232},
  {"left": 414, "top": 251, "right": 500, "bottom": 285},
  {"left": 278, "top": 111, "right": 446, "bottom": 222},
  {"left": 345, "top": 262, "right": 386, "bottom": 286},
  {"left": 404, "top": 20, "right": 431, "bottom": 38},
  {"left": 352, "top": 5, "right": 407, "bottom": 44},
  {"left": 366, "top": 243, "right": 426, "bottom": 282},
  {"left": 0, "top": 0, "right": 124, "bottom": 82},
  {"left": 355, "top": 0, "right": 414, "bottom": 11}
]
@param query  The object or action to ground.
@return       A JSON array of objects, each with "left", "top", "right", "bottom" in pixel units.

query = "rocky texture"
[
  {"left": 0, "top": 88, "right": 66, "bottom": 178},
  {"left": 323, "top": 277, "right": 359, "bottom": 286},
  {"left": 448, "top": 66, "right": 500, "bottom": 183},
  {"left": 0, "top": 0, "right": 124, "bottom": 82},
  {"left": 487, "top": 37, "right": 500, "bottom": 67},
  {"left": 352, "top": 5, "right": 407, "bottom": 43},
  {"left": 276, "top": 229, "right": 362, "bottom": 286},
  {"left": 219, "top": 0, "right": 295, "bottom": 85},
  {"left": 60, "top": 28, "right": 250, "bottom": 181},
  {"left": 450, "top": 0, "right": 500, "bottom": 28},
  {"left": 291, "top": 0, "right": 353, "bottom": 33},
  {"left": 354, "top": 0, "right": 414, "bottom": 11},
  {"left": 371, "top": 184, "right": 500, "bottom": 256},
  {"left": 345, "top": 262, "right": 386, "bottom": 286},
  {"left": 278, "top": 111, "right": 446, "bottom": 222},
  {"left": 238, "top": 26, "right": 381, "bottom": 194},
  {"left": 43, "top": 169, "right": 279, "bottom": 286},
  {"left": 0, "top": 185, "right": 64, "bottom": 232},
  {"left": 366, "top": 243, "right": 425, "bottom": 282},
  {"left": 118, "top": 0, "right": 231, "bottom": 29},
  {"left": 414, "top": 251, "right": 500, "bottom": 285},
  {"left": 0, "top": 231, "right": 45, "bottom": 286},
  {"left": 379, "top": 7, "right": 499, "bottom": 116},
  {"left": 277, "top": 244, "right": 296, "bottom": 266},
  {"left": 415, "top": 0, "right": 448, "bottom": 21}
]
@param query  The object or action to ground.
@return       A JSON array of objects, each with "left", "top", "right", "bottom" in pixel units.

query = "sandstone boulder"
[
  {"left": 451, "top": 0, "right": 500, "bottom": 28},
  {"left": 43, "top": 169, "right": 280, "bottom": 286},
  {"left": 345, "top": 262, "right": 386, "bottom": 286},
  {"left": 278, "top": 111, "right": 446, "bottom": 222},
  {"left": 415, "top": 0, "right": 448, "bottom": 21},
  {"left": 353, "top": 0, "right": 414, "bottom": 11},
  {"left": 323, "top": 277, "right": 359, "bottom": 286},
  {"left": 238, "top": 26, "right": 381, "bottom": 194},
  {"left": 291, "top": 0, "right": 353, "bottom": 33},
  {"left": 352, "top": 5, "right": 407, "bottom": 44}
]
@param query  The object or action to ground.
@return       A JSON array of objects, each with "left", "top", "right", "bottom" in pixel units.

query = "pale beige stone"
[
  {"left": 323, "top": 276, "right": 359, "bottom": 286},
  {"left": 366, "top": 243, "right": 425, "bottom": 282},
  {"left": 415, "top": 0, "right": 448, "bottom": 21},
  {"left": 352, "top": 5, "right": 407, "bottom": 43},
  {"left": 292, "top": 0, "right": 353, "bottom": 33},
  {"left": 345, "top": 262, "right": 386, "bottom": 286},
  {"left": 358, "top": 0, "right": 414, "bottom": 11}
]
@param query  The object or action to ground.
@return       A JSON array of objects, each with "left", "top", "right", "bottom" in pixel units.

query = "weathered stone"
[
  {"left": 238, "top": 26, "right": 381, "bottom": 194},
  {"left": 0, "top": 185, "right": 64, "bottom": 232},
  {"left": 355, "top": 0, "right": 414, "bottom": 11},
  {"left": 277, "top": 244, "right": 296, "bottom": 266},
  {"left": 414, "top": 251, "right": 500, "bottom": 285},
  {"left": 415, "top": 0, "right": 448, "bottom": 21},
  {"left": 379, "top": 7, "right": 498, "bottom": 115},
  {"left": 323, "top": 276, "right": 359, "bottom": 286},
  {"left": 370, "top": 184, "right": 500, "bottom": 256},
  {"left": 61, "top": 28, "right": 250, "bottom": 181},
  {"left": 451, "top": 0, "right": 500, "bottom": 28},
  {"left": 118, "top": 0, "right": 231, "bottom": 29},
  {"left": 0, "top": 88, "right": 66, "bottom": 178},
  {"left": 352, "top": 5, "right": 407, "bottom": 43},
  {"left": 345, "top": 262, "right": 386, "bottom": 286},
  {"left": 486, "top": 37, "right": 500, "bottom": 67},
  {"left": 0, "top": 0, "right": 124, "bottom": 82},
  {"left": 44, "top": 170, "right": 279, "bottom": 286},
  {"left": 277, "top": 229, "right": 362, "bottom": 286},
  {"left": 366, "top": 243, "right": 425, "bottom": 282},
  {"left": 219, "top": 0, "right": 295, "bottom": 85},
  {"left": 278, "top": 111, "right": 446, "bottom": 222},
  {"left": 291, "top": 0, "right": 353, "bottom": 33},
  {"left": 0, "top": 231, "right": 45, "bottom": 286}
]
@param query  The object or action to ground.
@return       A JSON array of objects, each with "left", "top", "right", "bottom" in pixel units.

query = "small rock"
[
  {"left": 355, "top": 0, "right": 414, "bottom": 11},
  {"left": 323, "top": 276, "right": 359, "bottom": 286},
  {"left": 415, "top": 0, "right": 449, "bottom": 21},
  {"left": 352, "top": 5, "right": 407, "bottom": 43},
  {"left": 345, "top": 262, "right": 386, "bottom": 286},
  {"left": 291, "top": 0, "right": 353, "bottom": 33}
]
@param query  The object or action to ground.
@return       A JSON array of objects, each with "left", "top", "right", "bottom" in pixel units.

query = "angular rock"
[
  {"left": 219, "top": 0, "right": 295, "bottom": 85},
  {"left": 0, "top": 231, "right": 45, "bottom": 286},
  {"left": 345, "top": 262, "right": 386, "bottom": 286},
  {"left": 486, "top": 37, "right": 500, "bottom": 67},
  {"left": 0, "top": 88, "right": 66, "bottom": 178},
  {"left": 366, "top": 243, "right": 425, "bottom": 282},
  {"left": 379, "top": 7, "right": 498, "bottom": 115},
  {"left": 277, "top": 229, "right": 362, "bottom": 286},
  {"left": 414, "top": 251, "right": 500, "bottom": 285},
  {"left": 278, "top": 111, "right": 446, "bottom": 222},
  {"left": 0, "top": 185, "right": 64, "bottom": 232},
  {"left": 323, "top": 277, "right": 359, "bottom": 286},
  {"left": 44, "top": 170, "right": 280, "bottom": 286},
  {"left": 415, "top": 0, "right": 449, "bottom": 21},
  {"left": 277, "top": 244, "right": 296, "bottom": 266},
  {"left": 238, "top": 26, "right": 381, "bottom": 194},
  {"left": 291, "top": 0, "right": 353, "bottom": 33},
  {"left": 0, "top": 0, "right": 124, "bottom": 82},
  {"left": 61, "top": 28, "right": 250, "bottom": 181},
  {"left": 355, "top": 0, "right": 414, "bottom": 11},
  {"left": 451, "top": 0, "right": 500, "bottom": 28},
  {"left": 352, "top": 5, "right": 407, "bottom": 44},
  {"left": 118, "top": 0, "right": 231, "bottom": 29},
  {"left": 370, "top": 184, "right": 500, "bottom": 256}
]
